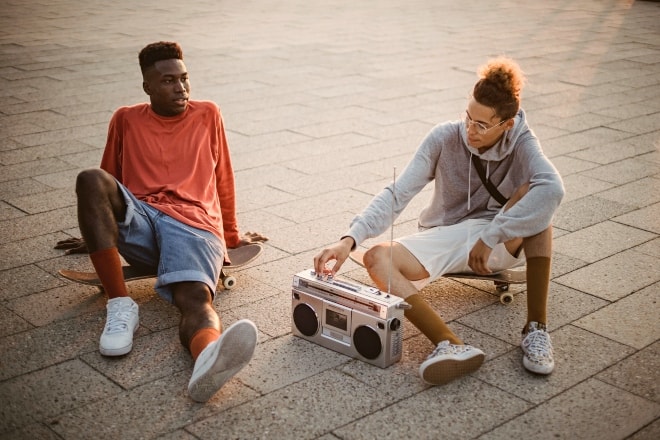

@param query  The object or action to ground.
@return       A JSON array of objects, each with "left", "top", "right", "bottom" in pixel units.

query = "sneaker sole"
[
  {"left": 188, "top": 319, "right": 258, "bottom": 402},
  {"left": 420, "top": 352, "right": 485, "bottom": 385},
  {"left": 99, "top": 323, "right": 139, "bottom": 357},
  {"left": 523, "top": 357, "right": 554, "bottom": 375}
]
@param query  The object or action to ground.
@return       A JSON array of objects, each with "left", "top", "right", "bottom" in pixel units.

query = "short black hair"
[{"left": 138, "top": 41, "right": 183, "bottom": 74}]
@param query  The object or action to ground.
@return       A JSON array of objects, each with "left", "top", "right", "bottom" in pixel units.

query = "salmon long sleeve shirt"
[{"left": 100, "top": 100, "right": 240, "bottom": 251}]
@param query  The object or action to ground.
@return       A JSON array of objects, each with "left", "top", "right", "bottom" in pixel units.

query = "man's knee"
[
  {"left": 522, "top": 225, "right": 553, "bottom": 258},
  {"left": 76, "top": 168, "right": 115, "bottom": 197},
  {"left": 363, "top": 244, "right": 390, "bottom": 270}
]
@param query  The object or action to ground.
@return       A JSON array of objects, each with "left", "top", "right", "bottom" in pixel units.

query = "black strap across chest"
[{"left": 471, "top": 155, "right": 509, "bottom": 206}]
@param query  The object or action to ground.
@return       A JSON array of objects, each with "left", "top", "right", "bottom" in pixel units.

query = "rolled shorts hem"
[{"left": 156, "top": 270, "right": 217, "bottom": 303}]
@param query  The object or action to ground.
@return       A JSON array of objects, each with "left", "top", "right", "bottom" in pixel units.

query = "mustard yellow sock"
[
  {"left": 525, "top": 256, "right": 551, "bottom": 328},
  {"left": 404, "top": 294, "right": 462, "bottom": 345},
  {"left": 89, "top": 247, "right": 128, "bottom": 299}
]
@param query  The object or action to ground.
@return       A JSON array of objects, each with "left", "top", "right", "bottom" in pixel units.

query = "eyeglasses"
[{"left": 463, "top": 112, "right": 508, "bottom": 135}]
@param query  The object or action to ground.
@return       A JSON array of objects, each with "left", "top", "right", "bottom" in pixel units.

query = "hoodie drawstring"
[{"left": 468, "top": 152, "right": 472, "bottom": 211}]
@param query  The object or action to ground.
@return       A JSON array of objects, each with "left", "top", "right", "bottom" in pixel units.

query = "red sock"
[
  {"left": 190, "top": 328, "right": 221, "bottom": 360},
  {"left": 89, "top": 247, "right": 128, "bottom": 299}
]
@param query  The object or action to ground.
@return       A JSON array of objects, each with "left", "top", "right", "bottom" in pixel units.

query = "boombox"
[{"left": 291, "top": 269, "right": 408, "bottom": 368}]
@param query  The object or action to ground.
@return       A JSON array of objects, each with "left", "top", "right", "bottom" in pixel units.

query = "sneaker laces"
[
  {"left": 105, "top": 300, "right": 134, "bottom": 335},
  {"left": 523, "top": 329, "right": 553, "bottom": 361}
]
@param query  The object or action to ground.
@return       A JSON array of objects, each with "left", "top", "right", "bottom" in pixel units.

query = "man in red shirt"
[{"left": 57, "top": 41, "right": 264, "bottom": 403}]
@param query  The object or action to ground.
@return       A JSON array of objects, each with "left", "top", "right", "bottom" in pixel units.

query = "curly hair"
[
  {"left": 472, "top": 56, "right": 526, "bottom": 120},
  {"left": 138, "top": 41, "right": 183, "bottom": 74}
]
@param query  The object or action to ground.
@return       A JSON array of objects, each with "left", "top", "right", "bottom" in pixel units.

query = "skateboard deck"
[
  {"left": 348, "top": 249, "right": 525, "bottom": 304},
  {"left": 59, "top": 243, "right": 264, "bottom": 290}
]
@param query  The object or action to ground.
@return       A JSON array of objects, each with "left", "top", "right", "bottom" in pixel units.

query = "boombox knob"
[
  {"left": 396, "top": 302, "right": 412, "bottom": 310},
  {"left": 389, "top": 318, "right": 401, "bottom": 331}
]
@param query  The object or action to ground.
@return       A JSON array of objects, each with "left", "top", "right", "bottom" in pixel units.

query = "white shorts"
[{"left": 395, "top": 219, "right": 525, "bottom": 290}]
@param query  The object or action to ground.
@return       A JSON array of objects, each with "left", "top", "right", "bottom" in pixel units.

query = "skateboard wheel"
[
  {"left": 222, "top": 275, "right": 236, "bottom": 290},
  {"left": 499, "top": 292, "right": 514, "bottom": 305}
]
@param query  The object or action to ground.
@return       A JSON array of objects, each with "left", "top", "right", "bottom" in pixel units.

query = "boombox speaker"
[{"left": 291, "top": 269, "right": 407, "bottom": 368}]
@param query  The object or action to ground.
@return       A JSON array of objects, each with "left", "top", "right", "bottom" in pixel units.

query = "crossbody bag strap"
[{"left": 471, "top": 154, "right": 509, "bottom": 206}]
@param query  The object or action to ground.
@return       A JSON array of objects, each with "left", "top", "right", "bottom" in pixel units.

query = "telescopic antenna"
[{"left": 388, "top": 167, "right": 396, "bottom": 295}]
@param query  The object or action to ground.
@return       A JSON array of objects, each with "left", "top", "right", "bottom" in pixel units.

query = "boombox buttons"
[{"left": 292, "top": 270, "right": 407, "bottom": 368}]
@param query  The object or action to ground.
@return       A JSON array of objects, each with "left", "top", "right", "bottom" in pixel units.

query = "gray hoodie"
[{"left": 344, "top": 109, "right": 565, "bottom": 249}]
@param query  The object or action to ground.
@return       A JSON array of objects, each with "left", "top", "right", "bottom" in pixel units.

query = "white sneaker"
[
  {"left": 521, "top": 321, "right": 554, "bottom": 375},
  {"left": 99, "top": 297, "right": 139, "bottom": 356},
  {"left": 419, "top": 340, "right": 485, "bottom": 385},
  {"left": 188, "top": 319, "right": 258, "bottom": 402}
]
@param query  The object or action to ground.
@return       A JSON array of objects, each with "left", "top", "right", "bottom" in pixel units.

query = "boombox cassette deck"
[{"left": 291, "top": 269, "right": 408, "bottom": 368}]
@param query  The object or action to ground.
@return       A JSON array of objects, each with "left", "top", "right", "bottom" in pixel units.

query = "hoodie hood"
[
  {"left": 462, "top": 108, "right": 529, "bottom": 161},
  {"left": 462, "top": 108, "right": 530, "bottom": 211}
]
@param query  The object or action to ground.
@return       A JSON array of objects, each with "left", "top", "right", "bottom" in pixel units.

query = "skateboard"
[
  {"left": 348, "top": 249, "right": 525, "bottom": 305},
  {"left": 58, "top": 243, "right": 264, "bottom": 291}
]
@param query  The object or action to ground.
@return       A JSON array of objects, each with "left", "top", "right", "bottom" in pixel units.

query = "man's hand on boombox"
[
  {"left": 54, "top": 237, "right": 88, "bottom": 255},
  {"left": 313, "top": 236, "right": 355, "bottom": 276}
]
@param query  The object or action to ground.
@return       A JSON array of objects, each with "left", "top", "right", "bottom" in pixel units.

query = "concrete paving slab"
[
  {"left": 568, "top": 134, "right": 659, "bottom": 165},
  {"left": 0, "top": 263, "right": 64, "bottom": 301},
  {"left": 333, "top": 377, "right": 531, "bottom": 440},
  {"left": 553, "top": 220, "right": 656, "bottom": 263},
  {"left": 458, "top": 282, "right": 608, "bottom": 344},
  {"left": 636, "top": 237, "right": 660, "bottom": 258},
  {"left": 597, "top": 177, "right": 660, "bottom": 207},
  {"left": 555, "top": 249, "right": 658, "bottom": 301},
  {"left": 476, "top": 325, "right": 635, "bottom": 405},
  {"left": 0, "top": 303, "right": 32, "bottom": 338},
  {"left": 0, "top": 359, "right": 121, "bottom": 435},
  {"left": 613, "top": 202, "right": 660, "bottom": 234},
  {"left": 575, "top": 283, "right": 660, "bottom": 349},
  {"left": 50, "top": 371, "right": 258, "bottom": 440},
  {"left": 5, "top": 282, "right": 105, "bottom": 327},
  {"left": 481, "top": 379, "right": 660, "bottom": 440},
  {"left": 627, "top": 419, "right": 660, "bottom": 440},
  {"left": 187, "top": 369, "right": 396, "bottom": 440},
  {"left": 554, "top": 195, "right": 635, "bottom": 232},
  {"left": 597, "top": 340, "right": 660, "bottom": 404}
]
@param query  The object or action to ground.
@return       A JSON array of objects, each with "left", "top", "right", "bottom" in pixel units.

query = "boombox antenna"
[{"left": 388, "top": 167, "right": 396, "bottom": 295}]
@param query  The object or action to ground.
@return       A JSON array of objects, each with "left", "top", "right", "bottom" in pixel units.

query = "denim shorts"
[
  {"left": 115, "top": 181, "right": 224, "bottom": 303},
  {"left": 395, "top": 218, "right": 525, "bottom": 290}
]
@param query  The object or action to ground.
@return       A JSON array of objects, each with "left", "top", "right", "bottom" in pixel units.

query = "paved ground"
[{"left": 1, "top": 0, "right": 659, "bottom": 439}]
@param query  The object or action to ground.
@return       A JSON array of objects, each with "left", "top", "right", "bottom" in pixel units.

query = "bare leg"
[
  {"left": 363, "top": 242, "right": 427, "bottom": 300},
  {"left": 76, "top": 170, "right": 139, "bottom": 356},
  {"left": 177, "top": 282, "right": 258, "bottom": 402},
  {"left": 75, "top": 169, "right": 127, "bottom": 252},
  {"left": 363, "top": 243, "right": 462, "bottom": 345},
  {"left": 501, "top": 182, "right": 552, "bottom": 327},
  {"left": 172, "top": 282, "right": 221, "bottom": 350}
]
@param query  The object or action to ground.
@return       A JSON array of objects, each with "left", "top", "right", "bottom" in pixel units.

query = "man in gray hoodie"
[{"left": 313, "top": 56, "right": 564, "bottom": 385}]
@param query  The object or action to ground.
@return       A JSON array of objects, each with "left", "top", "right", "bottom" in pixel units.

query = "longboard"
[
  {"left": 349, "top": 249, "right": 525, "bottom": 305},
  {"left": 59, "top": 243, "right": 264, "bottom": 291}
]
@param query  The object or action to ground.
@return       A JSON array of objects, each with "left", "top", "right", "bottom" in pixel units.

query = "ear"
[
  {"left": 504, "top": 118, "right": 515, "bottom": 131},
  {"left": 142, "top": 81, "right": 151, "bottom": 96}
]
